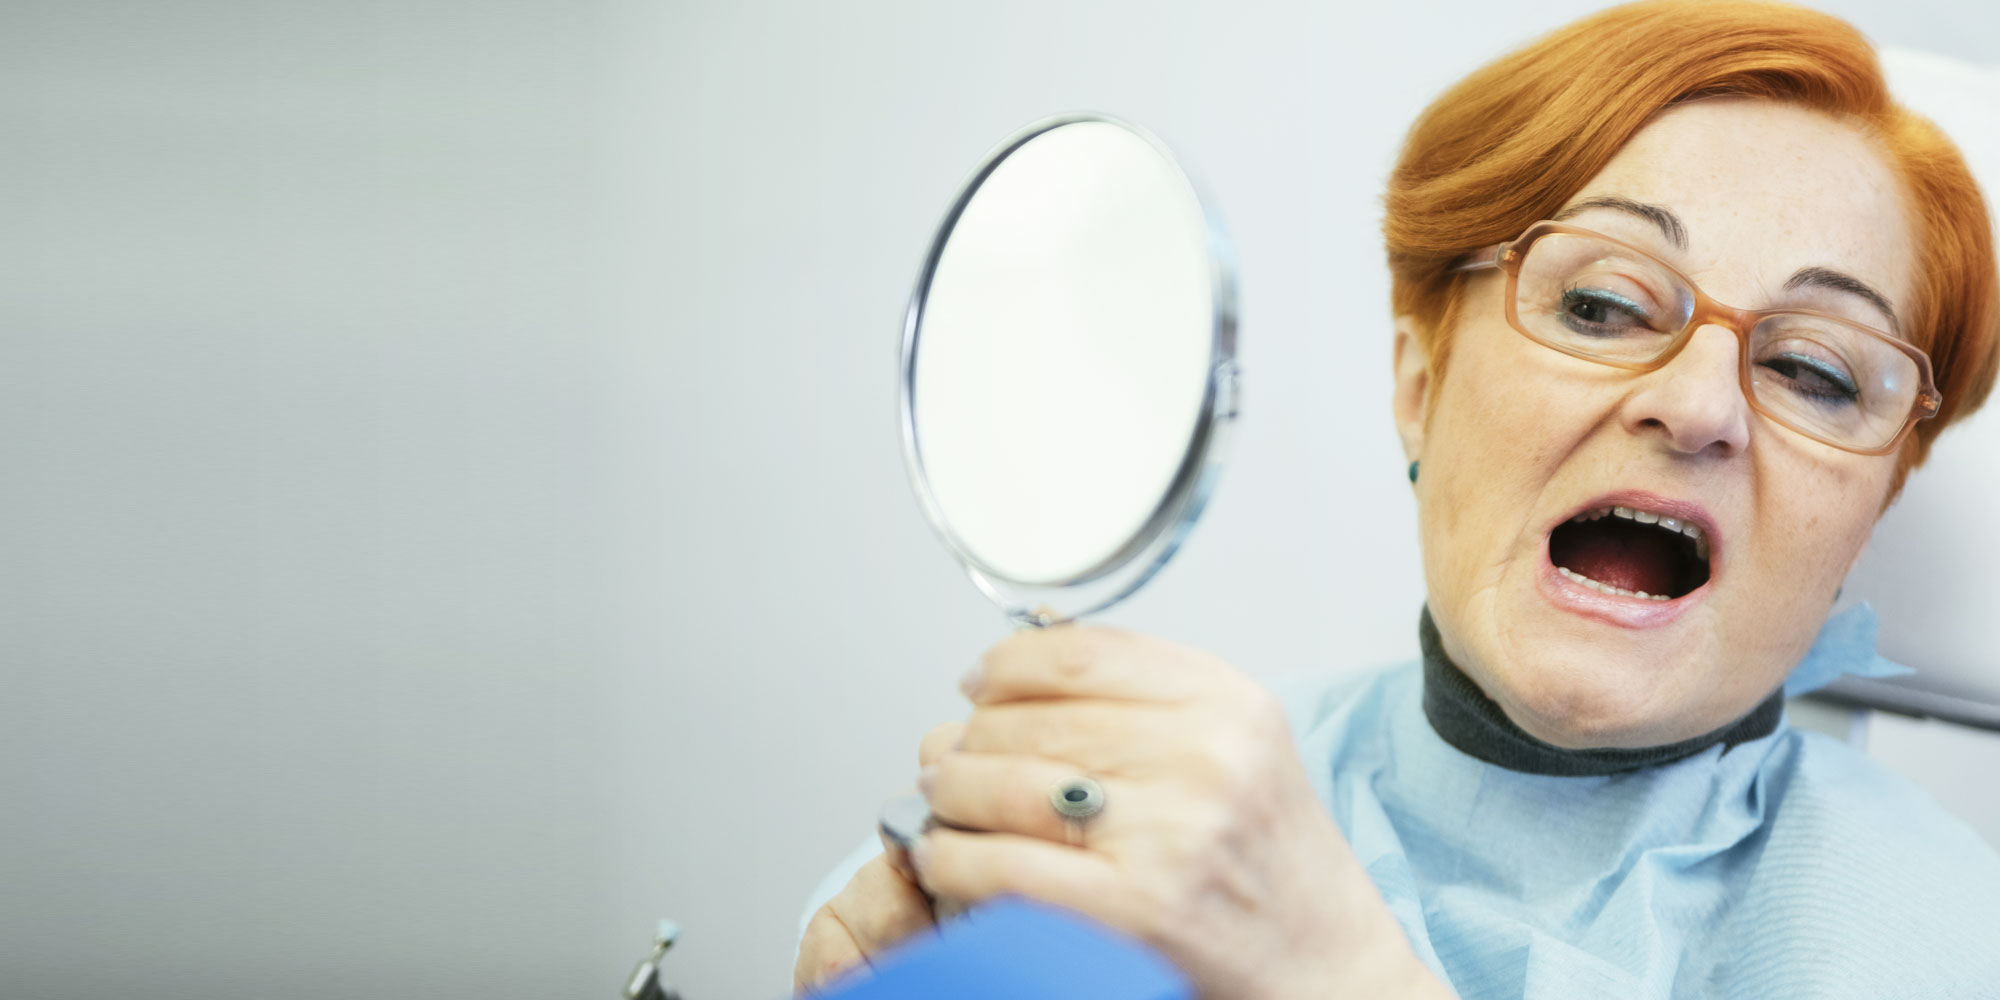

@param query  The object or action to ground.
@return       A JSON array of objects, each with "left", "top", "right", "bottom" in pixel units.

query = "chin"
[
  {"left": 1499, "top": 678, "right": 1664, "bottom": 750},
  {"left": 1482, "top": 617, "right": 1719, "bottom": 749},
  {"left": 1507, "top": 682, "right": 1683, "bottom": 749}
]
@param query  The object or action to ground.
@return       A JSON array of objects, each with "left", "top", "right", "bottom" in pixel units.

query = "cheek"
[
  {"left": 1424, "top": 330, "right": 1592, "bottom": 514},
  {"left": 1724, "top": 448, "right": 1892, "bottom": 690},
  {"left": 1416, "top": 330, "right": 1594, "bottom": 590},
  {"left": 1751, "top": 455, "right": 1887, "bottom": 588}
]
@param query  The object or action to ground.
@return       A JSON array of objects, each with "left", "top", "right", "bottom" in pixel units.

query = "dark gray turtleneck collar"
[{"left": 1418, "top": 606, "right": 1783, "bottom": 776}]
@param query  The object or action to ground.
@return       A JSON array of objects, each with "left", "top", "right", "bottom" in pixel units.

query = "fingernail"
[
  {"left": 917, "top": 764, "right": 938, "bottom": 799},
  {"left": 909, "top": 836, "right": 931, "bottom": 876},
  {"left": 958, "top": 663, "right": 982, "bottom": 698}
]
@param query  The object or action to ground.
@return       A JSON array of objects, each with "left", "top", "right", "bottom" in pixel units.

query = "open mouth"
[{"left": 1548, "top": 504, "right": 1712, "bottom": 601}]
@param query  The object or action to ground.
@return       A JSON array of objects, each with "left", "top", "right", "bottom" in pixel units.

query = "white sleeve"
[{"left": 795, "top": 835, "right": 885, "bottom": 949}]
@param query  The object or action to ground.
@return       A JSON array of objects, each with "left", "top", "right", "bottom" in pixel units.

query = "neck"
[{"left": 1417, "top": 606, "right": 1783, "bottom": 776}]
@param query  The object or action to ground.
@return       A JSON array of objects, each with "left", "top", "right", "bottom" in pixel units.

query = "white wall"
[{"left": 4, "top": 3, "right": 1995, "bottom": 999}]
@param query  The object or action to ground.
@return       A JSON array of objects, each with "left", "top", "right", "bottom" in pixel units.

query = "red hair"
[{"left": 1384, "top": 0, "right": 1998, "bottom": 492}]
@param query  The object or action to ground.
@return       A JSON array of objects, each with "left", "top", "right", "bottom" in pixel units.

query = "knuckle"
[
  {"left": 985, "top": 629, "right": 1036, "bottom": 673},
  {"left": 957, "top": 711, "right": 999, "bottom": 754},
  {"left": 1054, "top": 639, "right": 1094, "bottom": 680},
  {"left": 1050, "top": 624, "right": 1113, "bottom": 680},
  {"left": 1184, "top": 722, "right": 1260, "bottom": 790},
  {"left": 1230, "top": 726, "right": 1281, "bottom": 780},
  {"left": 1243, "top": 685, "right": 1291, "bottom": 731},
  {"left": 1174, "top": 800, "right": 1235, "bottom": 858},
  {"left": 918, "top": 721, "right": 963, "bottom": 765},
  {"left": 1043, "top": 708, "right": 1113, "bottom": 764},
  {"left": 1208, "top": 668, "right": 1276, "bottom": 717},
  {"left": 1036, "top": 708, "right": 1079, "bottom": 755},
  {"left": 1191, "top": 695, "right": 1289, "bottom": 783}
]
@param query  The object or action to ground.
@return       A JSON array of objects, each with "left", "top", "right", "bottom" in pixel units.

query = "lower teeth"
[{"left": 1557, "top": 565, "right": 1672, "bottom": 601}]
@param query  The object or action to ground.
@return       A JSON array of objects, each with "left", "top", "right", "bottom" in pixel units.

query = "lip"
[{"left": 1537, "top": 489, "right": 1721, "bottom": 630}]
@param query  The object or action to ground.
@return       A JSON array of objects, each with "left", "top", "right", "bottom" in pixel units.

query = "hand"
[
  {"left": 910, "top": 626, "right": 1452, "bottom": 1000},
  {"left": 792, "top": 724, "right": 964, "bottom": 995}
]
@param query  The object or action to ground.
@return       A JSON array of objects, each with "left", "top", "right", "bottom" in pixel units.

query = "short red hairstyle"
[{"left": 1384, "top": 0, "right": 1998, "bottom": 492}]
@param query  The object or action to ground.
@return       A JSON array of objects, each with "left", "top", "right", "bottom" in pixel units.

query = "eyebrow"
[
  {"left": 1552, "top": 196, "right": 1687, "bottom": 250},
  {"left": 1785, "top": 266, "right": 1901, "bottom": 333},
  {"left": 1552, "top": 195, "right": 1902, "bottom": 333}
]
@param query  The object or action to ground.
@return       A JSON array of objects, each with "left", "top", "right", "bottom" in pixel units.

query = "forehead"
[{"left": 1565, "top": 99, "right": 1916, "bottom": 312}]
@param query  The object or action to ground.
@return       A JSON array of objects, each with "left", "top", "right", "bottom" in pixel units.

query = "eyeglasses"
[{"left": 1450, "top": 221, "right": 1941, "bottom": 456}]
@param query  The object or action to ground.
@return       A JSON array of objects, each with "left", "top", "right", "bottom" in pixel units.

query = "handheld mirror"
[
  {"left": 883, "top": 113, "right": 1240, "bottom": 852},
  {"left": 902, "top": 113, "right": 1240, "bottom": 626}
]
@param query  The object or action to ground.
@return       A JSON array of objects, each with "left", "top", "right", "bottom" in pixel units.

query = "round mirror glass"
[{"left": 901, "top": 114, "right": 1238, "bottom": 625}]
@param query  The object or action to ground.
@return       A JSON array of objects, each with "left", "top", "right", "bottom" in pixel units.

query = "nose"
[{"left": 1623, "top": 324, "right": 1752, "bottom": 458}]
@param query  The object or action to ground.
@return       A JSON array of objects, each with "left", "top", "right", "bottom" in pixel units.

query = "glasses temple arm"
[{"left": 1448, "top": 243, "right": 1507, "bottom": 274}]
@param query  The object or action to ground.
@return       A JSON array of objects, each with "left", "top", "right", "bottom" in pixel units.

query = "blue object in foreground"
[{"left": 818, "top": 898, "right": 1192, "bottom": 1000}]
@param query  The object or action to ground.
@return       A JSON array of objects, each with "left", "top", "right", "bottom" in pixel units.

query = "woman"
[{"left": 797, "top": 1, "right": 2000, "bottom": 996}]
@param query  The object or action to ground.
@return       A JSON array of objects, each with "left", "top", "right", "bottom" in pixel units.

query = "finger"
[
  {"left": 827, "top": 854, "right": 935, "bottom": 958},
  {"left": 918, "top": 721, "right": 965, "bottom": 767},
  {"left": 911, "top": 827, "right": 1133, "bottom": 926},
  {"left": 878, "top": 827, "right": 916, "bottom": 882},
  {"left": 925, "top": 750, "right": 1126, "bottom": 844},
  {"left": 958, "top": 700, "right": 1189, "bottom": 774},
  {"left": 966, "top": 624, "right": 1226, "bottom": 705},
  {"left": 794, "top": 904, "right": 868, "bottom": 994}
]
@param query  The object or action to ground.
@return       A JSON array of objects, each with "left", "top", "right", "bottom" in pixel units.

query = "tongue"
[{"left": 1550, "top": 520, "right": 1683, "bottom": 597}]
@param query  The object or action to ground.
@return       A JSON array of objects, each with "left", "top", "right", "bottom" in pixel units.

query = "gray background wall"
[{"left": 5, "top": 2, "right": 1997, "bottom": 998}]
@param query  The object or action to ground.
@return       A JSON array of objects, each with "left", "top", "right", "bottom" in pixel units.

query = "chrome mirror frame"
[{"left": 897, "top": 112, "right": 1241, "bottom": 627}]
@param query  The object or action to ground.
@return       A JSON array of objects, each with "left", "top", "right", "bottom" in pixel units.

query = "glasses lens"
[
  {"left": 1514, "top": 233, "right": 1696, "bottom": 363},
  {"left": 1749, "top": 315, "right": 1920, "bottom": 451}
]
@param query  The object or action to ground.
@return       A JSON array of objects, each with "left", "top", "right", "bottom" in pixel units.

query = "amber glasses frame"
[{"left": 1450, "top": 221, "right": 1942, "bottom": 456}]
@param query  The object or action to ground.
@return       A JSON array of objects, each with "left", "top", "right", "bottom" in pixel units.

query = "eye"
[
  {"left": 1759, "top": 351, "right": 1860, "bottom": 406},
  {"left": 1560, "top": 286, "right": 1653, "bottom": 334}
]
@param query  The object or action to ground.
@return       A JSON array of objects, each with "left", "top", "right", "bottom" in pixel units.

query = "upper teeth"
[{"left": 1571, "top": 505, "right": 1711, "bottom": 561}]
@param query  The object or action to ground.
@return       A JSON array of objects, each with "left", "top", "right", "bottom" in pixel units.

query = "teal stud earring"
[{"left": 1408, "top": 460, "right": 1420, "bottom": 484}]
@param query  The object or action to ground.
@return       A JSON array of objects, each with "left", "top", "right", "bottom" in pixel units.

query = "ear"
[{"left": 1392, "top": 316, "right": 1432, "bottom": 463}]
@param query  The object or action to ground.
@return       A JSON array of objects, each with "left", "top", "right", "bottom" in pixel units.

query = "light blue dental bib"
[{"left": 1280, "top": 603, "right": 2000, "bottom": 997}]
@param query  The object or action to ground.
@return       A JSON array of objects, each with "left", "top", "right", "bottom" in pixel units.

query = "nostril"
[{"left": 1625, "top": 344, "right": 1754, "bottom": 456}]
